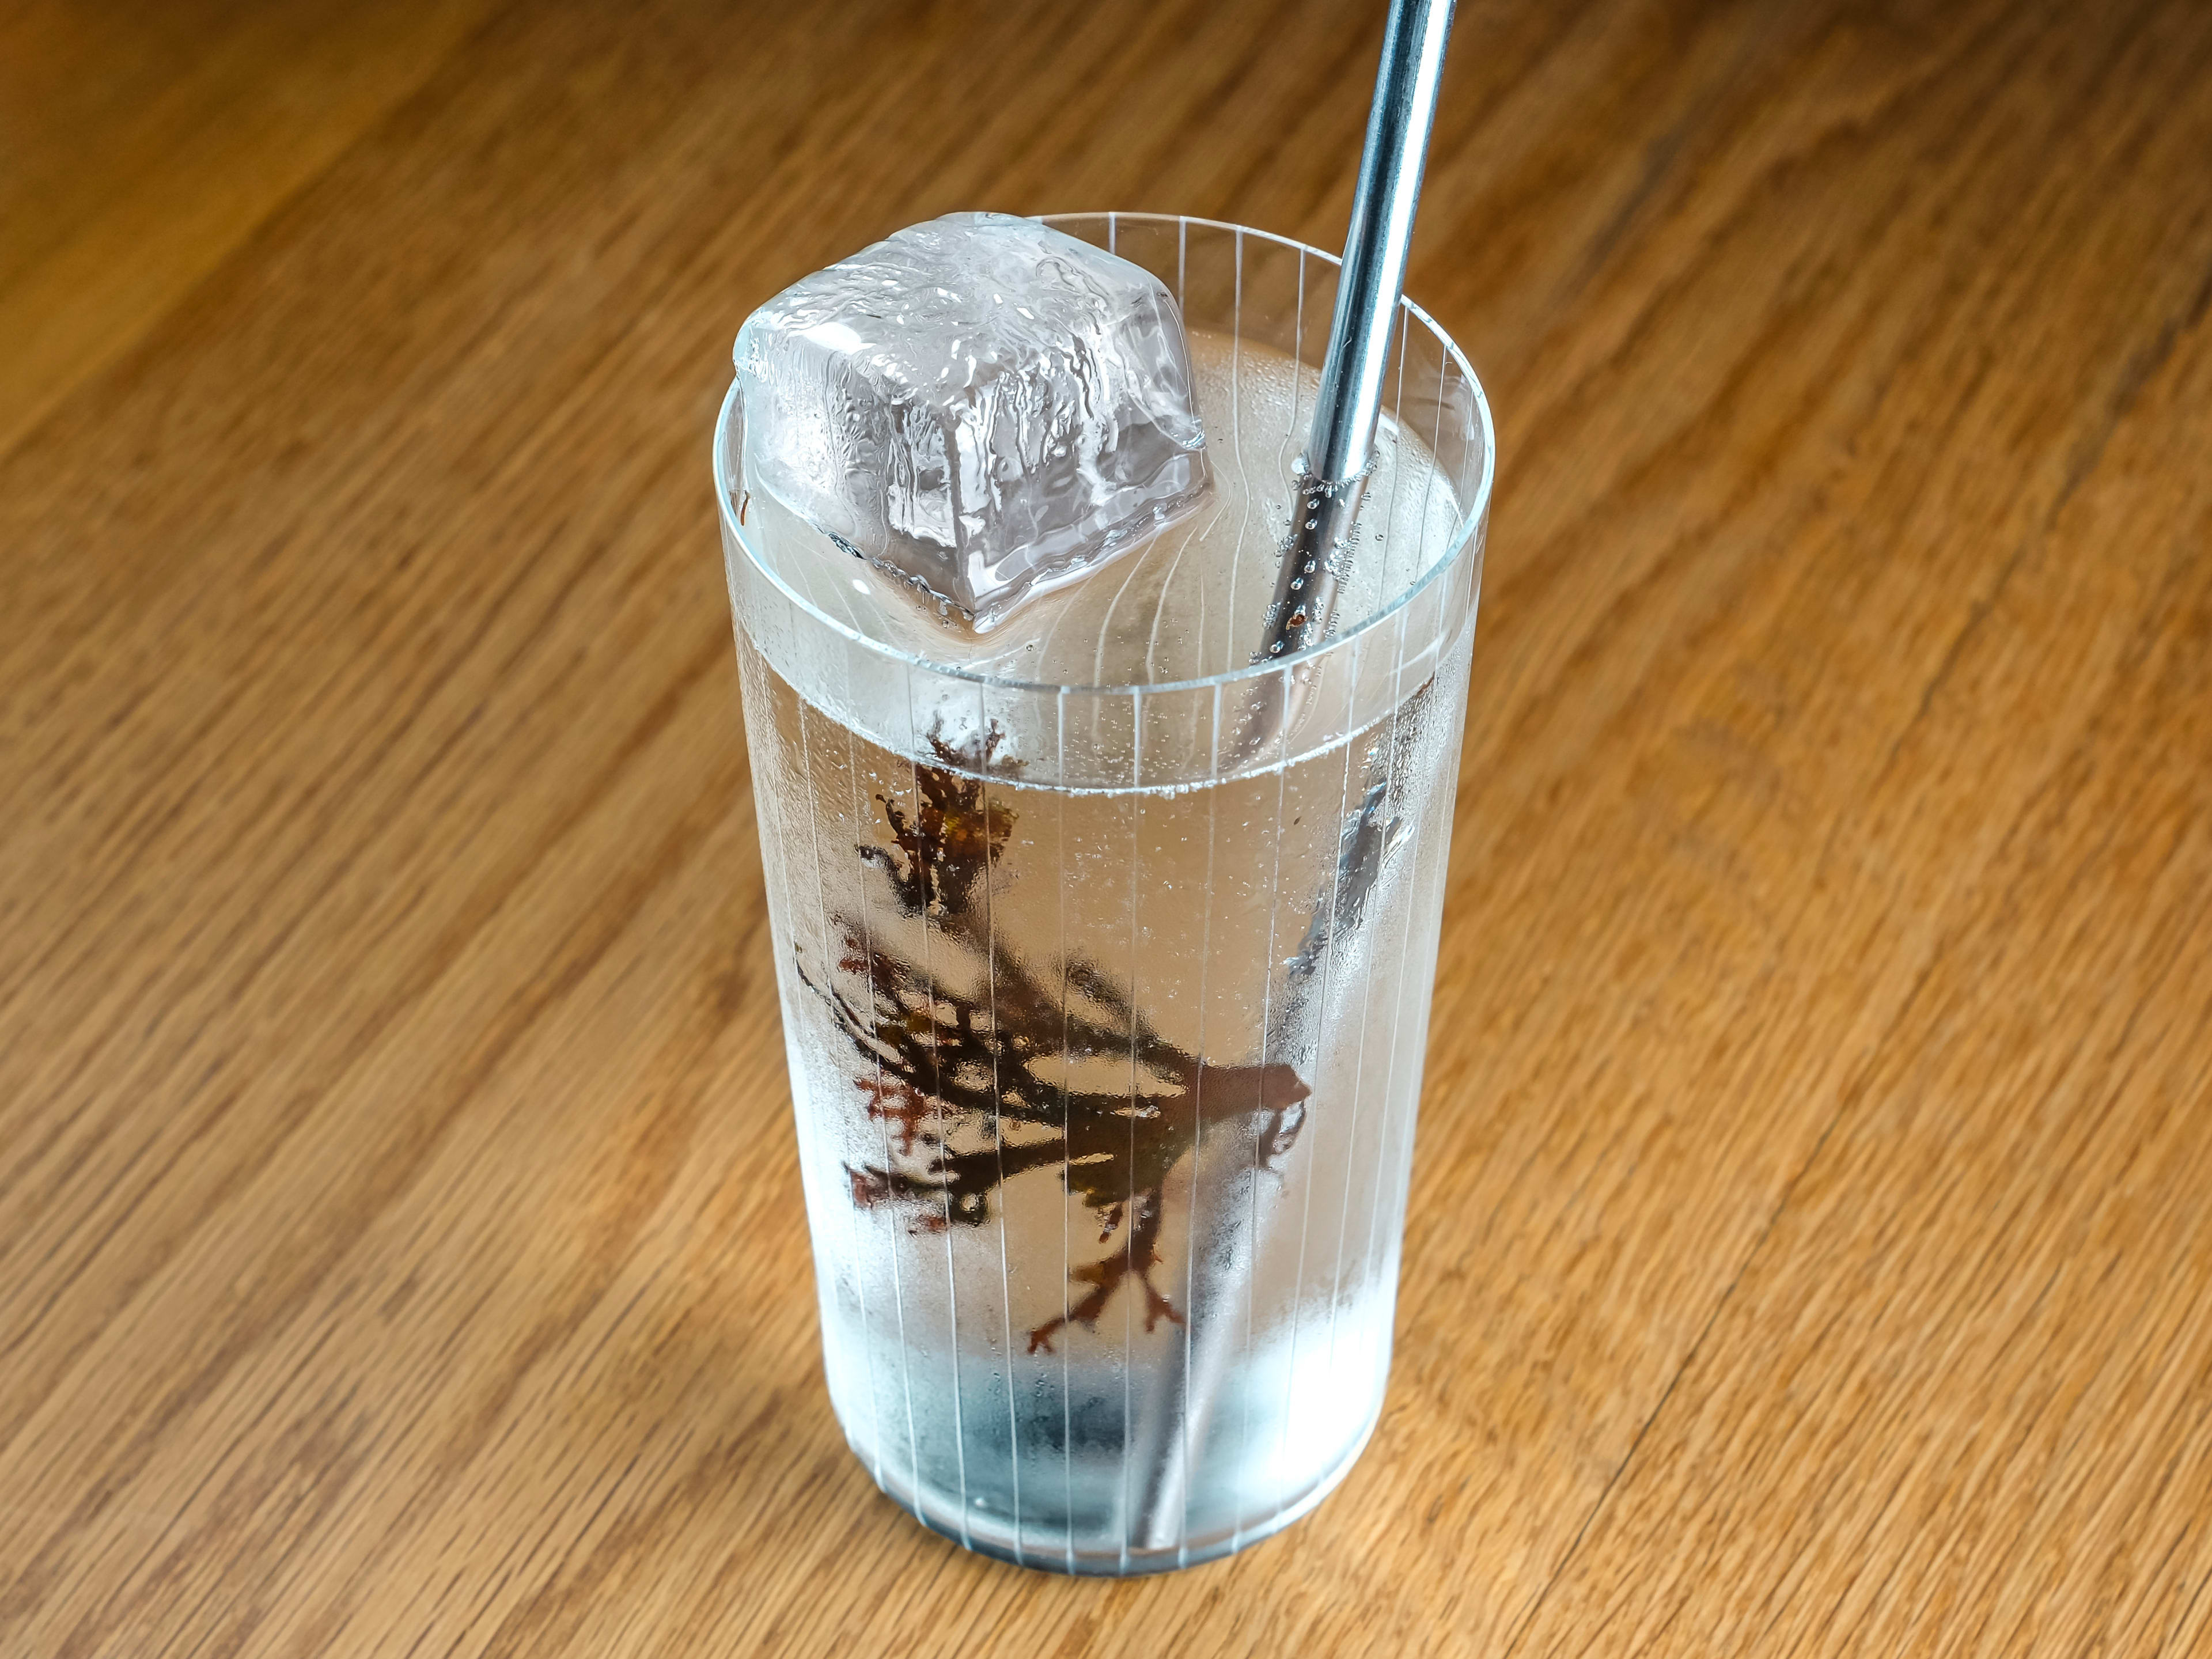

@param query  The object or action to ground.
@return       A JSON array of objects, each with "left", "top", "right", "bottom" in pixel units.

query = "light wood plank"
[{"left": 0, "top": 0, "right": 503, "bottom": 457}]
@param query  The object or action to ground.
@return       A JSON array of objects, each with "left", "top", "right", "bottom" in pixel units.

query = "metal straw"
[
  {"left": 1259, "top": 0, "right": 1457, "bottom": 673},
  {"left": 1134, "top": 0, "right": 1456, "bottom": 1556}
]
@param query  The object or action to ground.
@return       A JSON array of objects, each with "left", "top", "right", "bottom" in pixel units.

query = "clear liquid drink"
[{"left": 717, "top": 217, "right": 1493, "bottom": 1573}]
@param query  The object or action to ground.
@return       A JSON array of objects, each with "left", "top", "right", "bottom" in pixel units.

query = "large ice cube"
[{"left": 733, "top": 212, "right": 1208, "bottom": 631}]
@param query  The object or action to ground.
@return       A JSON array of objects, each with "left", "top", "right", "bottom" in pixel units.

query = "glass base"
[{"left": 857, "top": 1403, "right": 1382, "bottom": 1576}]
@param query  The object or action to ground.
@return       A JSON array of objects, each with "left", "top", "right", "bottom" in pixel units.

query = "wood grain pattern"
[
  {"left": 3, "top": 0, "right": 2208, "bottom": 1653},
  {"left": 0, "top": 0, "right": 505, "bottom": 459}
]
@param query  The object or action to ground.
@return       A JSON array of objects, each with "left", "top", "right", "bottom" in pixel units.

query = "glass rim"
[{"left": 713, "top": 211, "right": 1496, "bottom": 700}]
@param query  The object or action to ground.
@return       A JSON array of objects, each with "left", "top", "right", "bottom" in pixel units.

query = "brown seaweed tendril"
[{"left": 798, "top": 724, "right": 1309, "bottom": 1354}]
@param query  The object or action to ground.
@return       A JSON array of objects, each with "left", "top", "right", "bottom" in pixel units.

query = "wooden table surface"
[{"left": 6, "top": 0, "right": 2211, "bottom": 1653}]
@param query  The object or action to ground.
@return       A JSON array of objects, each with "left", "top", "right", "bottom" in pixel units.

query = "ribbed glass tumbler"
[{"left": 715, "top": 215, "right": 1494, "bottom": 1573}]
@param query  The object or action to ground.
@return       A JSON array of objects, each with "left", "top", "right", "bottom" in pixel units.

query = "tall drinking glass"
[{"left": 715, "top": 215, "right": 1493, "bottom": 1573}]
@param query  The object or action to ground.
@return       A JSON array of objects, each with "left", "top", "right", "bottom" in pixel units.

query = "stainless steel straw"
[
  {"left": 1135, "top": 0, "right": 1457, "bottom": 1555},
  {"left": 1259, "top": 0, "right": 1457, "bottom": 673}
]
